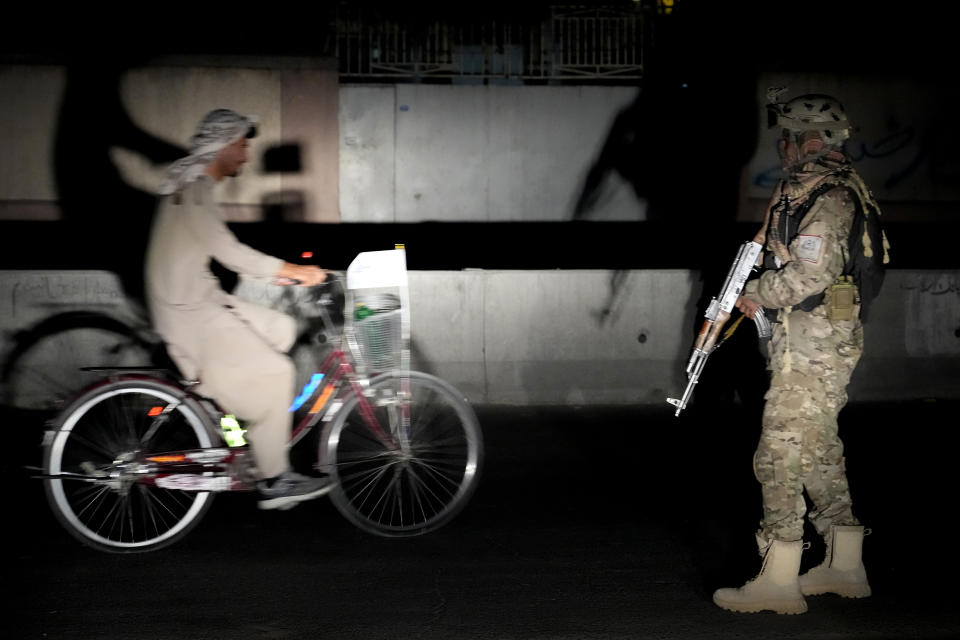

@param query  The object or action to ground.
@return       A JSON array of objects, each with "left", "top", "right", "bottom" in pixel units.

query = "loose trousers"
[
  {"left": 754, "top": 306, "right": 863, "bottom": 542},
  {"left": 167, "top": 299, "right": 297, "bottom": 479}
]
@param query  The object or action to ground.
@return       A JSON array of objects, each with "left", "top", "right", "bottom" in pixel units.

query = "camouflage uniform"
[{"left": 743, "top": 185, "right": 863, "bottom": 543}]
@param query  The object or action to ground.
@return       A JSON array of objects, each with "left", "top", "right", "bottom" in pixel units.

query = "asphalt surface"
[{"left": 5, "top": 400, "right": 959, "bottom": 640}]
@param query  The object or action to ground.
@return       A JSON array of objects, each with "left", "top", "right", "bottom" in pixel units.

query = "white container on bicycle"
[{"left": 345, "top": 247, "right": 410, "bottom": 375}]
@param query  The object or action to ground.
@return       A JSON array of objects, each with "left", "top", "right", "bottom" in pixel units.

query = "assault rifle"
[{"left": 667, "top": 240, "right": 771, "bottom": 416}]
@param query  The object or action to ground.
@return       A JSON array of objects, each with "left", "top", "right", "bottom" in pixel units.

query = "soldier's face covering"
[{"left": 778, "top": 130, "right": 845, "bottom": 176}]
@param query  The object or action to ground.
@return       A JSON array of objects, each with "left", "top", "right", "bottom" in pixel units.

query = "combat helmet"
[{"left": 766, "top": 88, "right": 851, "bottom": 144}]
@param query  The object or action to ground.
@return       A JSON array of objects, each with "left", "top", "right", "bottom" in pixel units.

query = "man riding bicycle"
[{"left": 146, "top": 108, "right": 330, "bottom": 510}]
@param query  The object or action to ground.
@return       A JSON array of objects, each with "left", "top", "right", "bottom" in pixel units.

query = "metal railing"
[{"left": 335, "top": 5, "right": 645, "bottom": 83}]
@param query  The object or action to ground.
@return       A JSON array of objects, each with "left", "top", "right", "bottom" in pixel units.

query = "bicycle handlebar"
[{"left": 275, "top": 270, "right": 345, "bottom": 288}]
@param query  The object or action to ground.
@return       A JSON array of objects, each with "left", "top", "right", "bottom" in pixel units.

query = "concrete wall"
[
  {"left": 2, "top": 62, "right": 959, "bottom": 409},
  {"left": 2, "top": 268, "right": 956, "bottom": 408},
  {"left": 1, "top": 61, "right": 640, "bottom": 223},
  {"left": 401, "top": 269, "right": 960, "bottom": 405},
  {"left": 748, "top": 72, "right": 959, "bottom": 203},
  {"left": 339, "top": 85, "right": 643, "bottom": 222},
  {"left": 0, "top": 59, "right": 339, "bottom": 222},
  {"left": 743, "top": 72, "right": 960, "bottom": 222},
  {"left": 3, "top": 62, "right": 958, "bottom": 224},
  {"left": 0, "top": 66, "right": 64, "bottom": 212}
]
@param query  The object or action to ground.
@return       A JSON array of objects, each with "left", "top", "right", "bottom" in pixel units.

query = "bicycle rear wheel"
[
  {"left": 324, "top": 371, "right": 483, "bottom": 537},
  {"left": 44, "top": 378, "right": 219, "bottom": 552}
]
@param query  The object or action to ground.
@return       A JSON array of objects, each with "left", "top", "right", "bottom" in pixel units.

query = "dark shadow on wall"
[
  {"left": 572, "top": 70, "right": 757, "bottom": 225},
  {"left": 53, "top": 55, "right": 185, "bottom": 303},
  {"left": 262, "top": 142, "right": 308, "bottom": 223},
  {"left": 571, "top": 23, "right": 768, "bottom": 415}
]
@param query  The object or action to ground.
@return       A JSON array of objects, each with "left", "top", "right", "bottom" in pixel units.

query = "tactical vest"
[{"left": 763, "top": 182, "right": 887, "bottom": 321}]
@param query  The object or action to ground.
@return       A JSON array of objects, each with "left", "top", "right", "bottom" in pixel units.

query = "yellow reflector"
[{"left": 220, "top": 414, "right": 247, "bottom": 447}]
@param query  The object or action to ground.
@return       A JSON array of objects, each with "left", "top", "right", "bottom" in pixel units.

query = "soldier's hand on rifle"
[{"left": 736, "top": 294, "right": 762, "bottom": 319}]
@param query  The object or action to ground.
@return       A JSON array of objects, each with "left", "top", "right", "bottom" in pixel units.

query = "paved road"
[{"left": 5, "top": 400, "right": 959, "bottom": 640}]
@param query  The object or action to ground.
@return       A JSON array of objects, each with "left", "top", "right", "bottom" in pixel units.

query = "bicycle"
[{"left": 39, "top": 246, "right": 484, "bottom": 552}]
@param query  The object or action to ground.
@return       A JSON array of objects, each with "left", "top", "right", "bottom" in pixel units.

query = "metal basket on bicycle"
[
  {"left": 344, "top": 246, "right": 410, "bottom": 375},
  {"left": 352, "top": 293, "right": 401, "bottom": 372}
]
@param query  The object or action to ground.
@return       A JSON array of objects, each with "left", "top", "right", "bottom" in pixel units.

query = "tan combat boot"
[
  {"left": 800, "top": 525, "right": 871, "bottom": 598},
  {"left": 713, "top": 537, "right": 808, "bottom": 614}
]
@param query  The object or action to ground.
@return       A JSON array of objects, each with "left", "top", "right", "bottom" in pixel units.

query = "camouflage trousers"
[{"left": 754, "top": 305, "right": 864, "bottom": 543}]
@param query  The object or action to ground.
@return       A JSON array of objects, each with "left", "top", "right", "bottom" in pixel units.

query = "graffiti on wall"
[
  {"left": 752, "top": 123, "right": 929, "bottom": 194},
  {"left": 747, "top": 76, "right": 959, "bottom": 204},
  {"left": 902, "top": 271, "right": 960, "bottom": 357}
]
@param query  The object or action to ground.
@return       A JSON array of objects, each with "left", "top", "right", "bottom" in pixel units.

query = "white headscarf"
[{"left": 159, "top": 109, "right": 257, "bottom": 195}]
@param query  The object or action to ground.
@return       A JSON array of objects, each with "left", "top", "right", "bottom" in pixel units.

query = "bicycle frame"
[
  {"left": 39, "top": 246, "right": 482, "bottom": 550},
  {"left": 291, "top": 342, "right": 402, "bottom": 461},
  {"left": 51, "top": 249, "right": 414, "bottom": 494}
]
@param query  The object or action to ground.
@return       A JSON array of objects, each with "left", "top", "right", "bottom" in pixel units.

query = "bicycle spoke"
[
  {"left": 340, "top": 458, "right": 398, "bottom": 506},
  {"left": 406, "top": 465, "right": 432, "bottom": 524},
  {"left": 59, "top": 430, "right": 120, "bottom": 463},
  {"left": 334, "top": 450, "right": 395, "bottom": 464},
  {"left": 398, "top": 467, "right": 432, "bottom": 521},
  {"left": 403, "top": 461, "right": 453, "bottom": 510},
  {"left": 72, "top": 483, "right": 113, "bottom": 522},
  {"left": 325, "top": 371, "right": 482, "bottom": 536},
  {"left": 140, "top": 485, "right": 170, "bottom": 541},
  {"left": 45, "top": 381, "right": 216, "bottom": 551},
  {"left": 351, "top": 464, "right": 397, "bottom": 519},
  {"left": 124, "top": 493, "right": 137, "bottom": 543},
  {"left": 389, "top": 470, "right": 404, "bottom": 528},
  {"left": 98, "top": 492, "right": 126, "bottom": 542},
  {"left": 410, "top": 457, "right": 463, "bottom": 495}
]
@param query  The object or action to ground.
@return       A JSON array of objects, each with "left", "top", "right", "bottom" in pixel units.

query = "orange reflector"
[
  {"left": 147, "top": 454, "right": 186, "bottom": 463},
  {"left": 308, "top": 384, "right": 336, "bottom": 414},
  {"left": 301, "top": 251, "right": 314, "bottom": 259},
  {"left": 148, "top": 406, "right": 164, "bottom": 417}
]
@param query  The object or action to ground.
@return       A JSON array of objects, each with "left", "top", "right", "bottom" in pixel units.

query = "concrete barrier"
[{"left": 1, "top": 269, "right": 957, "bottom": 409}]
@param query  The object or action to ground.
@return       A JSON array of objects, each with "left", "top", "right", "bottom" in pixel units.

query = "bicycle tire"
[
  {"left": 2, "top": 312, "right": 155, "bottom": 411},
  {"left": 324, "top": 371, "right": 483, "bottom": 537},
  {"left": 44, "top": 378, "right": 220, "bottom": 553}
]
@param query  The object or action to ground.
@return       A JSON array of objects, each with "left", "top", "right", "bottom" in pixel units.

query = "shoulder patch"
[{"left": 795, "top": 235, "right": 823, "bottom": 263}]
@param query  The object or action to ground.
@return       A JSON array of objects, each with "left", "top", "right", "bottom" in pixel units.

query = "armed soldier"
[{"left": 713, "top": 91, "right": 890, "bottom": 614}]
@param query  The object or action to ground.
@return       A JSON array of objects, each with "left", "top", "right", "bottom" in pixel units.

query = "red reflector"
[
  {"left": 148, "top": 406, "right": 163, "bottom": 417},
  {"left": 301, "top": 251, "right": 314, "bottom": 259}
]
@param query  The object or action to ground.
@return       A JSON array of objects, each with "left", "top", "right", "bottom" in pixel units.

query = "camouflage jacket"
[{"left": 743, "top": 185, "right": 857, "bottom": 311}]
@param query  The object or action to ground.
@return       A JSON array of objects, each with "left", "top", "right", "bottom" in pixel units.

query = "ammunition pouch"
[{"left": 826, "top": 276, "right": 858, "bottom": 322}]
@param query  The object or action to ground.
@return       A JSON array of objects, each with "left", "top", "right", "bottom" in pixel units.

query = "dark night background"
[
  {"left": 3, "top": 3, "right": 960, "bottom": 639},
  {"left": 1, "top": 1, "right": 956, "bottom": 278},
  {"left": 2, "top": 0, "right": 953, "bottom": 412}
]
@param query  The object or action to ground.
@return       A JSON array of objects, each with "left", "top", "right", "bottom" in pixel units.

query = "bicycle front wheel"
[
  {"left": 44, "top": 378, "right": 219, "bottom": 552},
  {"left": 324, "top": 371, "right": 483, "bottom": 537}
]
